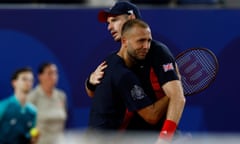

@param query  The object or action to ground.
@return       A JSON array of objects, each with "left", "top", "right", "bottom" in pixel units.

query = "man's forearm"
[
  {"left": 164, "top": 81, "right": 185, "bottom": 124},
  {"left": 138, "top": 95, "right": 169, "bottom": 124},
  {"left": 159, "top": 80, "right": 185, "bottom": 141},
  {"left": 85, "top": 77, "right": 95, "bottom": 97}
]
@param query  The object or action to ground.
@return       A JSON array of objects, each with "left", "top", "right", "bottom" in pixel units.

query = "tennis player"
[{"left": 86, "top": 1, "right": 185, "bottom": 143}]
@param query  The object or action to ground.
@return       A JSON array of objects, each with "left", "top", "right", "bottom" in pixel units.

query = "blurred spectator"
[
  {"left": 27, "top": 62, "right": 67, "bottom": 144},
  {"left": 129, "top": 0, "right": 224, "bottom": 5},
  {"left": 177, "top": 0, "right": 224, "bottom": 5},
  {"left": 0, "top": 67, "right": 37, "bottom": 144},
  {"left": 0, "top": 0, "right": 85, "bottom": 4},
  {"left": 86, "top": 0, "right": 115, "bottom": 6},
  {"left": 34, "top": 0, "right": 85, "bottom": 4},
  {"left": 224, "top": 0, "right": 240, "bottom": 7},
  {"left": 0, "top": 0, "right": 32, "bottom": 3}
]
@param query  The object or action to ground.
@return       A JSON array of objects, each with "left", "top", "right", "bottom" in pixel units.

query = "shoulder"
[
  {"left": 55, "top": 88, "right": 66, "bottom": 96},
  {"left": 0, "top": 96, "right": 12, "bottom": 109},
  {"left": 0, "top": 96, "right": 15, "bottom": 117},
  {"left": 105, "top": 53, "right": 128, "bottom": 73},
  {"left": 105, "top": 52, "right": 121, "bottom": 64},
  {"left": 54, "top": 88, "right": 67, "bottom": 101},
  {"left": 26, "top": 103, "right": 37, "bottom": 115},
  {"left": 27, "top": 86, "right": 41, "bottom": 102},
  {"left": 28, "top": 85, "right": 41, "bottom": 96},
  {"left": 151, "top": 40, "right": 172, "bottom": 54},
  {"left": 1, "top": 95, "right": 16, "bottom": 105},
  {"left": 149, "top": 40, "right": 175, "bottom": 59},
  {"left": 151, "top": 40, "right": 168, "bottom": 48}
]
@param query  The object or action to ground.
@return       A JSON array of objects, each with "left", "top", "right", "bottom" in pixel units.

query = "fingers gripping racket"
[{"left": 175, "top": 48, "right": 219, "bottom": 96}]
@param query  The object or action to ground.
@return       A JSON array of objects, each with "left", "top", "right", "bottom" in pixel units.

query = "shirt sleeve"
[
  {"left": 116, "top": 71, "right": 154, "bottom": 112},
  {"left": 0, "top": 99, "right": 9, "bottom": 121},
  {"left": 150, "top": 41, "right": 179, "bottom": 86}
]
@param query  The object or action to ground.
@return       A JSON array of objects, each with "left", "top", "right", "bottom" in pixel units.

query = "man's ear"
[
  {"left": 12, "top": 80, "right": 16, "bottom": 89},
  {"left": 121, "top": 36, "right": 126, "bottom": 45},
  {"left": 128, "top": 14, "right": 136, "bottom": 20},
  {"left": 121, "top": 36, "right": 129, "bottom": 49}
]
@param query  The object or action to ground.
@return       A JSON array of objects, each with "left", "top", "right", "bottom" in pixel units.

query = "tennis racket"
[{"left": 175, "top": 48, "right": 219, "bottom": 96}]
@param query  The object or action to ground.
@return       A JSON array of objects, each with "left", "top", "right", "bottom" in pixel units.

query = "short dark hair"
[
  {"left": 38, "top": 62, "right": 55, "bottom": 75},
  {"left": 11, "top": 67, "right": 33, "bottom": 81},
  {"left": 121, "top": 19, "right": 149, "bottom": 37}
]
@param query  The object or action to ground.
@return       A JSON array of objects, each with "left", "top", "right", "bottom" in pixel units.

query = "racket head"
[{"left": 176, "top": 48, "right": 219, "bottom": 96}]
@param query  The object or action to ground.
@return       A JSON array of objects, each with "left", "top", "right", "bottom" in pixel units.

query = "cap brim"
[
  {"left": 98, "top": 10, "right": 109, "bottom": 22},
  {"left": 98, "top": 10, "right": 120, "bottom": 22}
]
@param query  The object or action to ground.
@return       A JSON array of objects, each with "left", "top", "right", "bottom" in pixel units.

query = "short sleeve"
[
  {"left": 116, "top": 71, "right": 154, "bottom": 112},
  {"left": 0, "top": 99, "right": 8, "bottom": 121},
  {"left": 150, "top": 41, "right": 179, "bottom": 86}
]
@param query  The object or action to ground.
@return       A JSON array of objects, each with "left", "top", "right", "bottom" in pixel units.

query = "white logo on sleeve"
[
  {"left": 131, "top": 85, "right": 146, "bottom": 100},
  {"left": 163, "top": 63, "right": 174, "bottom": 72}
]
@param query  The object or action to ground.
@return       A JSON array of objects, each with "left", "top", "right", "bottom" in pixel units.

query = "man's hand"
[
  {"left": 30, "top": 128, "right": 40, "bottom": 144},
  {"left": 89, "top": 61, "right": 107, "bottom": 85},
  {"left": 86, "top": 61, "right": 107, "bottom": 97}
]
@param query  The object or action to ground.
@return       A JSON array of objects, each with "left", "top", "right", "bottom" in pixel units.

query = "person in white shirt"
[{"left": 28, "top": 62, "right": 67, "bottom": 144}]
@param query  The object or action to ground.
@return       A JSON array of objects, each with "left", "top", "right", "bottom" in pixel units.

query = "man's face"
[
  {"left": 13, "top": 72, "right": 34, "bottom": 94},
  {"left": 107, "top": 14, "right": 129, "bottom": 41},
  {"left": 124, "top": 26, "right": 152, "bottom": 60},
  {"left": 39, "top": 64, "right": 58, "bottom": 88}
]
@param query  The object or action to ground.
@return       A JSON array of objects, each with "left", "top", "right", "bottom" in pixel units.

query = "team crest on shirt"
[{"left": 131, "top": 85, "right": 146, "bottom": 100}]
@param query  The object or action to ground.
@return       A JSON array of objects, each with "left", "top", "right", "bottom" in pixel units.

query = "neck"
[
  {"left": 40, "top": 84, "right": 54, "bottom": 97},
  {"left": 117, "top": 46, "right": 136, "bottom": 68},
  {"left": 14, "top": 90, "right": 27, "bottom": 106}
]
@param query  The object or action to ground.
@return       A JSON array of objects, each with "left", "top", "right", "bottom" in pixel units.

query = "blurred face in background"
[
  {"left": 39, "top": 64, "right": 58, "bottom": 89},
  {"left": 12, "top": 71, "right": 34, "bottom": 94},
  {"left": 107, "top": 14, "right": 129, "bottom": 41}
]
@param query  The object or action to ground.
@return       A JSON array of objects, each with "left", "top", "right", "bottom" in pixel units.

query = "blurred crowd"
[
  {"left": 5, "top": 0, "right": 240, "bottom": 8},
  {"left": 8, "top": 0, "right": 240, "bottom": 8},
  {"left": 0, "top": 0, "right": 227, "bottom": 6}
]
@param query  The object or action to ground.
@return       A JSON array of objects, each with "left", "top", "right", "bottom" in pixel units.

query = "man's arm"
[
  {"left": 135, "top": 80, "right": 185, "bottom": 126},
  {"left": 0, "top": 99, "right": 8, "bottom": 122},
  {"left": 136, "top": 80, "right": 185, "bottom": 144},
  {"left": 162, "top": 80, "right": 185, "bottom": 125},
  {"left": 156, "top": 79, "right": 185, "bottom": 142},
  {"left": 137, "top": 95, "right": 169, "bottom": 125}
]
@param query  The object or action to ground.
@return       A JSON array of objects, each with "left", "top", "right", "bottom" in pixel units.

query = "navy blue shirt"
[
  {"left": 127, "top": 40, "right": 179, "bottom": 131},
  {"left": 89, "top": 53, "right": 154, "bottom": 130}
]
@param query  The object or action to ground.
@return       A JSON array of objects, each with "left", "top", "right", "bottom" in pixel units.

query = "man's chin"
[
  {"left": 139, "top": 54, "right": 147, "bottom": 59},
  {"left": 23, "top": 89, "right": 31, "bottom": 94},
  {"left": 113, "top": 36, "right": 121, "bottom": 42}
]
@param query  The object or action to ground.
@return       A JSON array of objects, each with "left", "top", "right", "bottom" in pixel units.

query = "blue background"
[{"left": 0, "top": 7, "right": 239, "bottom": 133}]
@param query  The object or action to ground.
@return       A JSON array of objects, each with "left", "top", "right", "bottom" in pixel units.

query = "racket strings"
[{"left": 176, "top": 49, "right": 218, "bottom": 95}]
